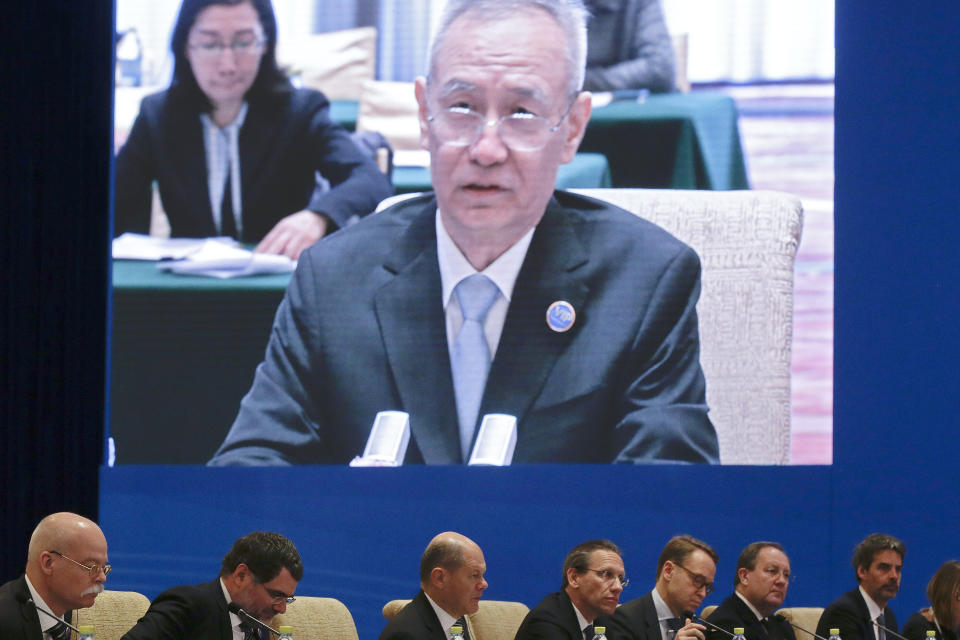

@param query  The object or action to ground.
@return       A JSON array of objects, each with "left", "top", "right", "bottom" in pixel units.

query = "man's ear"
[
  {"left": 430, "top": 566, "right": 448, "bottom": 589},
  {"left": 558, "top": 91, "right": 592, "bottom": 164},
  {"left": 566, "top": 567, "right": 582, "bottom": 590},
  {"left": 415, "top": 76, "right": 431, "bottom": 151},
  {"left": 737, "top": 567, "right": 750, "bottom": 585}
]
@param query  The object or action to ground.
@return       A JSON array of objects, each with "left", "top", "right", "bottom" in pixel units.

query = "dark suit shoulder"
[
  {"left": 551, "top": 190, "right": 693, "bottom": 249},
  {"left": 122, "top": 580, "right": 225, "bottom": 640},
  {"left": 379, "top": 591, "right": 444, "bottom": 640},
  {"left": 610, "top": 593, "right": 657, "bottom": 640},
  {"left": 515, "top": 591, "right": 581, "bottom": 640},
  {"left": 900, "top": 612, "right": 936, "bottom": 640}
]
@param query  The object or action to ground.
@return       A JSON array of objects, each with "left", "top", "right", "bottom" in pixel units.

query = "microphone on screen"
[
  {"left": 682, "top": 611, "right": 735, "bottom": 638},
  {"left": 25, "top": 598, "right": 82, "bottom": 634},
  {"left": 227, "top": 602, "right": 280, "bottom": 637}
]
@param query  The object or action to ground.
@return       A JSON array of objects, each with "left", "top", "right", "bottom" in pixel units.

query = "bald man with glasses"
[
  {"left": 611, "top": 535, "right": 718, "bottom": 640},
  {"left": 0, "top": 512, "right": 109, "bottom": 640},
  {"left": 121, "top": 532, "right": 302, "bottom": 640}
]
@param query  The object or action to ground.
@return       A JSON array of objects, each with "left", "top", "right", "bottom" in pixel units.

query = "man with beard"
[
  {"left": 706, "top": 542, "right": 795, "bottom": 640},
  {"left": 122, "top": 531, "right": 302, "bottom": 640},
  {"left": 515, "top": 540, "right": 626, "bottom": 640},
  {"left": 816, "top": 535, "right": 905, "bottom": 640},
  {"left": 611, "top": 535, "right": 717, "bottom": 640},
  {"left": 0, "top": 512, "right": 110, "bottom": 640}
]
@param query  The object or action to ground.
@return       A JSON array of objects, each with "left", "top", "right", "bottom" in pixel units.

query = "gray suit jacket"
[{"left": 209, "top": 190, "right": 718, "bottom": 465}]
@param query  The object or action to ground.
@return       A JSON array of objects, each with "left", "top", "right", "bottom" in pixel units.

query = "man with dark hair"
[
  {"left": 122, "top": 531, "right": 302, "bottom": 640},
  {"left": 515, "top": 540, "right": 626, "bottom": 640},
  {"left": 380, "top": 532, "right": 487, "bottom": 640},
  {"left": 816, "top": 534, "right": 906, "bottom": 640},
  {"left": 705, "top": 542, "right": 795, "bottom": 640},
  {"left": 612, "top": 535, "right": 717, "bottom": 640},
  {"left": 0, "top": 513, "right": 109, "bottom": 640}
]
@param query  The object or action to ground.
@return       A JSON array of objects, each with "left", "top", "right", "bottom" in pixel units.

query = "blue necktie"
[{"left": 451, "top": 274, "right": 499, "bottom": 460}]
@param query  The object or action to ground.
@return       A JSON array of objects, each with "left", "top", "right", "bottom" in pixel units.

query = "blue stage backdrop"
[{"left": 97, "top": 2, "right": 960, "bottom": 640}]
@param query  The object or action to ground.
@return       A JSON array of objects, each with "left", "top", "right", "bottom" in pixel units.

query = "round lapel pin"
[{"left": 546, "top": 300, "right": 576, "bottom": 333}]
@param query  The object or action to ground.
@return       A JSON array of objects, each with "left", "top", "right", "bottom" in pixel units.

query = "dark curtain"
[{"left": 1, "top": 3, "right": 113, "bottom": 580}]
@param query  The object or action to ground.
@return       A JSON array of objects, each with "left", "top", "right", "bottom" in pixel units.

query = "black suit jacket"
[
  {"left": 901, "top": 611, "right": 956, "bottom": 640},
  {"left": 816, "top": 589, "right": 898, "bottom": 640},
  {"left": 209, "top": 190, "right": 718, "bottom": 465},
  {"left": 611, "top": 592, "right": 662, "bottom": 640},
  {"left": 121, "top": 578, "right": 232, "bottom": 640},
  {"left": 515, "top": 590, "right": 612, "bottom": 640},
  {"left": 0, "top": 576, "right": 43, "bottom": 640},
  {"left": 379, "top": 590, "right": 449, "bottom": 640},
  {"left": 705, "top": 594, "right": 797, "bottom": 640},
  {"left": 115, "top": 87, "right": 392, "bottom": 241}
]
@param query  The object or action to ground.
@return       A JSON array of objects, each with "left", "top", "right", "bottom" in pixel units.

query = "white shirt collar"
[
  {"left": 221, "top": 578, "right": 245, "bottom": 635},
  {"left": 436, "top": 209, "right": 534, "bottom": 310},
  {"left": 735, "top": 590, "right": 765, "bottom": 621},
  {"left": 25, "top": 575, "right": 60, "bottom": 633},
  {"left": 652, "top": 588, "right": 676, "bottom": 620},
  {"left": 424, "top": 590, "right": 461, "bottom": 640},
  {"left": 859, "top": 585, "right": 885, "bottom": 622},
  {"left": 570, "top": 595, "right": 592, "bottom": 631}
]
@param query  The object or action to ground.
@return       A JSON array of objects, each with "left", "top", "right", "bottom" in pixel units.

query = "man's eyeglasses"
[
  {"left": 188, "top": 38, "right": 264, "bottom": 59},
  {"left": 586, "top": 568, "right": 630, "bottom": 588},
  {"left": 426, "top": 105, "right": 571, "bottom": 152},
  {"left": 674, "top": 562, "right": 714, "bottom": 594},
  {"left": 262, "top": 585, "right": 296, "bottom": 605},
  {"left": 48, "top": 550, "right": 111, "bottom": 577}
]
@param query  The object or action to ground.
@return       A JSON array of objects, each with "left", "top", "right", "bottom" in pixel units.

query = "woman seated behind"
[
  {"left": 115, "top": 0, "right": 393, "bottom": 259},
  {"left": 903, "top": 561, "right": 960, "bottom": 640}
]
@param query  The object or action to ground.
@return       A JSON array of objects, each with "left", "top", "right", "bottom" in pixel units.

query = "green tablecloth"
[
  {"left": 392, "top": 151, "right": 611, "bottom": 194},
  {"left": 331, "top": 91, "right": 749, "bottom": 191},
  {"left": 580, "top": 92, "right": 749, "bottom": 190}
]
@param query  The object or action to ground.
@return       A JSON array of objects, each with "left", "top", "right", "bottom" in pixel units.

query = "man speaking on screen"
[{"left": 208, "top": 0, "right": 718, "bottom": 466}]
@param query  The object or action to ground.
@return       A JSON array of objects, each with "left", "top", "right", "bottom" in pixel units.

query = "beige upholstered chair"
[
  {"left": 382, "top": 599, "right": 530, "bottom": 640},
  {"left": 356, "top": 80, "right": 422, "bottom": 152},
  {"left": 277, "top": 27, "right": 377, "bottom": 101},
  {"left": 701, "top": 605, "right": 718, "bottom": 618},
  {"left": 271, "top": 596, "right": 359, "bottom": 640},
  {"left": 377, "top": 188, "right": 804, "bottom": 463},
  {"left": 572, "top": 189, "right": 803, "bottom": 464},
  {"left": 71, "top": 589, "right": 150, "bottom": 640},
  {"left": 775, "top": 607, "right": 824, "bottom": 638}
]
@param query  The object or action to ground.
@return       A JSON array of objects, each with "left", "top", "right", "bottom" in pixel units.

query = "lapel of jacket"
[
  {"left": 477, "top": 198, "right": 589, "bottom": 447},
  {"left": 236, "top": 98, "right": 279, "bottom": 222},
  {"left": 167, "top": 105, "right": 213, "bottom": 234},
  {"left": 13, "top": 576, "right": 43, "bottom": 640},
  {"left": 210, "top": 578, "right": 234, "bottom": 640},
  {"left": 374, "top": 201, "right": 461, "bottom": 464},
  {"left": 644, "top": 592, "right": 662, "bottom": 639}
]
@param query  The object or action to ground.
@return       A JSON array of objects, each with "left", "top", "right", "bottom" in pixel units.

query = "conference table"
[{"left": 331, "top": 91, "right": 749, "bottom": 190}]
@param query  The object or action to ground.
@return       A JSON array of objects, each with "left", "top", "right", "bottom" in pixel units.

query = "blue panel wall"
[{"left": 99, "top": 3, "right": 960, "bottom": 640}]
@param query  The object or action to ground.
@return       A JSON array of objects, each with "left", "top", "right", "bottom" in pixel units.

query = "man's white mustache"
[{"left": 82, "top": 584, "right": 104, "bottom": 597}]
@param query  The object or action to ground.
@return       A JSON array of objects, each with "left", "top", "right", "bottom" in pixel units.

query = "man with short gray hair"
[{"left": 210, "top": 0, "right": 717, "bottom": 466}]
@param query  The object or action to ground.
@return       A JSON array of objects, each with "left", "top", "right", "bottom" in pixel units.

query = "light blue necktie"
[{"left": 451, "top": 274, "right": 500, "bottom": 460}]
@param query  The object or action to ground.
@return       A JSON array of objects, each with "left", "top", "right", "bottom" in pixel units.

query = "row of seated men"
[{"left": 2, "top": 513, "right": 956, "bottom": 640}]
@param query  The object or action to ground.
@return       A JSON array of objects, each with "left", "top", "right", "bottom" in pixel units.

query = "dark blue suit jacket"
[
  {"left": 515, "top": 590, "right": 613, "bottom": 640},
  {"left": 209, "top": 190, "right": 718, "bottom": 465},
  {"left": 121, "top": 578, "right": 231, "bottom": 640},
  {"left": 379, "top": 590, "right": 448, "bottom": 640},
  {"left": 114, "top": 87, "right": 392, "bottom": 241},
  {"left": 816, "top": 589, "right": 899, "bottom": 640},
  {"left": 611, "top": 591, "right": 662, "bottom": 640},
  {"left": 705, "top": 593, "right": 796, "bottom": 640},
  {"left": 0, "top": 576, "right": 43, "bottom": 640}
]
